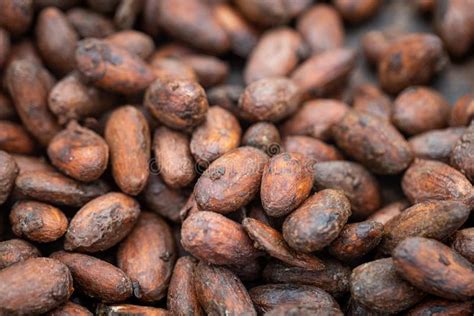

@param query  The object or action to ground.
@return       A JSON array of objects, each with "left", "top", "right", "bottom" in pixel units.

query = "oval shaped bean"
[
  {"left": 181, "top": 211, "right": 260, "bottom": 266},
  {"left": 65, "top": 192, "right": 140, "bottom": 252},
  {"left": 10, "top": 201, "right": 68, "bottom": 243},
  {"left": 283, "top": 189, "right": 351, "bottom": 253}
]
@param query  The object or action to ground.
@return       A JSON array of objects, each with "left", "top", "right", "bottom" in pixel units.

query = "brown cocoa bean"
[
  {"left": 409, "top": 127, "right": 465, "bottom": 162},
  {"left": 452, "top": 228, "right": 474, "bottom": 264},
  {"left": 0, "top": 150, "right": 18, "bottom": 204},
  {"left": 0, "top": 238, "right": 40, "bottom": 269}
]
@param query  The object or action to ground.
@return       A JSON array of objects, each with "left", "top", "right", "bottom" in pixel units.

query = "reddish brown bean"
[
  {"left": 313, "top": 161, "right": 382, "bottom": 219},
  {"left": 283, "top": 136, "right": 343, "bottom": 164},
  {"left": 117, "top": 212, "right": 176, "bottom": 302},
  {"left": 0, "top": 28, "right": 10, "bottom": 68},
  {"left": 283, "top": 189, "right": 351, "bottom": 253},
  {"left": 291, "top": 48, "right": 356, "bottom": 100},
  {"left": 65, "top": 192, "right": 140, "bottom": 252},
  {"left": 36, "top": 7, "right": 78, "bottom": 74},
  {"left": 48, "top": 301, "right": 92, "bottom": 316},
  {"left": 362, "top": 30, "right": 403, "bottom": 65},
  {"left": 239, "top": 77, "right": 301, "bottom": 122},
  {"left": 13, "top": 170, "right": 110, "bottom": 206},
  {"left": 261, "top": 152, "right": 313, "bottom": 217},
  {"left": 452, "top": 228, "right": 474, "bottom": 264},
  {"left": 0, "top": 239, "right": 40, "bottom": 269},
  {"left": 0, "top": 258, "right": 73, "bottom": 315},
  {"left": 334, "top": 0, "right": 381, "bottom": 23},
  {"left": 10, "top": 201, "right": 68, "bottom": 243},
  {"left": 67, "top": 8, "right": 115, "bottom": 38},
  {"left": 244, "top": 28, "right": 305, "bottom": 84},
  {"left": 0, "top": 0, "right": 33, "bottom": 35},
  {"left": 281, "top": 99, "right": 349, "bottom": 140},
  {"left": 75, "top": 38, "right": 155, "bottom": 94},
  {"left": 158, "top": 0, "right": 229, "bottom": 54},
  {"left": 332, "top": 110, "right": 413, "bottom": 174},
  {"left": 328, "top": 220, "right": 384, "bottom": 261},
  {"left": 194, "top": 262, "right": 256, "bottom": 316},
  {"left": 401, "top": 159, "right": 473, "bottom": 206},
  {"left": 106, "top": 30, "right": 155, "bottom": 60},
  {"left": 145, "top": 78, "right": 208, "bottom": 130},
  {"left": 154, "top": 126, "right": 196, "bottom": 188},
  {"left": 48, "top": 121, "right": 109, "bottom": 182},
  {"left": 97, "top": 304, "right": 170, "bottom": 316},
  {"left": 167, "top": 256, "right": 203, "bottom": 316},
  {"left": 450, "top": 121, "right": 474, "bottom": 181},
  {"left": 407, "top": 299, "right": 473, "bottom": 316},
  {"left": 409, "top": 127, "right": 465, "bottom": 162},
  {"left": 234, "top": 0, "right": 311, "bottom": 26},
  {"left": 392, "top": 87, "right": 450, "bottom": 135},
  {"left": 105, "top": 106, "right": 150, "bottom": 196},
  {"left": 190, "top": 106, "right": 241, "bottom": 165},
  {"left": 6, "top": 60, "right": 61, "bottom": 146},
  {"left": 243, "top": 218, "right": 325, "bottom": 271},
  {"left": 263, "top": 260, "right": 351, "bottom": 296},
  {"left": 242, "top": 122, "right": 281, "bottom": 156},
  {"left": 194, "top": 147, "right": 268, "bottom": 214},
  {"left": 181, "top": 54, "right": 229, "bottom": 88},
  {"left": 393, "top": 237, "right": 474, "bottom": 300},
  {"left": 213, "top": 3, "right": 258, "bottom": 57},
  {"left": 143, "top": 174, "right": 187, "bottom": 223},
  {"left": 297, "top": 4, "right": 344, "bottom": 55},
  {"left": 249, "top": 284, "right": 339, "bottom": 314},
  {"left": 378, "top": 33, "right": 445, "bottom": 94},
  {"left": 352, "top": 84, "right": 392, "bottom": 120},
  {"left": 380, "top": 201, "right": 470, "bottom": 254},
  {"left": 0, "top": 150, "right": 18, "bottom": 204},
  {"left": 450, "top": 93, "right": 474, "bottom": 127},
  {"left": 181, "top": 211, "right": 260, "bottom": 265},
  {"left": 51, "top": 251, "right": 132, "bottom": 302},
  {"left": 350, "top": 258, "right": 425, "bottom": 314},
  {"left": 0, "top": 121, "right": 35, "bottom": 154}
]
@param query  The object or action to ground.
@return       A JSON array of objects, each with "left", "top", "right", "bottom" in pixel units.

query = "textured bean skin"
[
  {"left": 65, "top": 192, "right": 141, "bottom": 252},
  {"left": 51, "top": 251, "right": 132, "bottom": 303},
  {"left": 350, "top": 258, "right": 425, "bottom": 314},
  {"left": 328, "top": 220, "right": 384, "bottom": 261},
  {"left": 238, "top": 77, "right": 302, "bottom": 122},
  {"left": 249, "top": 284, "right": 340, "bottom": 314},
  {"left": 145, "top": 78, "right": 208, "bottom": 130},
  {"left": 378, "top": 33, "right": 444, "bottom": 94},
  {"left": 406, "top": 299, "right": 473, "bottom": 316},
  {"left": 452, "top": 228, "right": 474, "bottom": 264},
  {"left": 167, "top": 256, "right": 203, "bottom": 316},
  {"left": 313, "top": 161, "right": 381, "bottom": 219},
  {"left": 244, "top": 28, "right": 305, "bottom": 84},
  {"left": 380, "top": 201, "right": 470, "bottom": 254},
  {"left": 117, "top": 212, "right": 176, "bottom": 302},
  {"left": 332, "top": 110, "right": 413, "bottom": 174},
  {"left": 297, "top": 4, "right": 344, "bottom": 55},
  {"left": 48, "top": 122, "right": 109, "bottom": 182},
  {"left": 75, "top": 39, "right": 155, "bottom": 94},
  {"left": 283, "top": 189, "right": 351, "bottom": 253},
  {"left": 0, "top": 239, "right": 40, "bottom": 269},
  {"left": 105, "top": 106, "right": 150, "bottom": 196},
  {"left": 409, "top": 127, "right": 465, "bottom": 162},
  {"left": 154, "top": 126, "right": 195, "bottom": 189},
  {"left": 194, "top": 262, "right": 256, "bottom": 316},
  {"left": 281, "top": 99, "right": 349, "bottom": 141},
  {"left": 263, "top": 260, "right": 351, "bottom": 296},
  {"left": 181, "top": 211, "right": 260, "bottom": 266},
  {"left": 401, "top": 159, "right": 473, "bottom": 206},
  {"left": 0, "top": 258, "right": 74, "bottom": 315},
  {"left": 190, "top": 106, "right": 241, "bottom": 165},
  {"left": 393, "top": 237, "right": 474, "bottom": 300},
  {"left": 261, "top": 152, "right": 313, "bottom": 217},
  {"left": 10, "top": 200, "right": 68, "bottom": 243},
  {"left": 0, "top": 121, "right": 35, "bottom": 154},
  {"left": 0, "top": 150, "right": 18, "bottom": 204},
  {"left": 48, "top": 301, "right": 93, "bottom": 316},
  {"left": 450, "top": 121, "right": 474, "bottom": 181},
  {"left": 242, "top": 218, "right": 325, "bottom": 271},
  {"left": 194, "top": 147, "right": 268, "bottom": 214}
]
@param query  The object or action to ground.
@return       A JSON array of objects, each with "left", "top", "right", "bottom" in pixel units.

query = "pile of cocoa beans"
[{"left": 0, "top": 0, "right": 473, "bottom": 315}]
